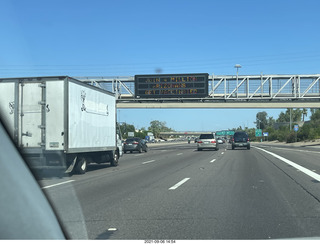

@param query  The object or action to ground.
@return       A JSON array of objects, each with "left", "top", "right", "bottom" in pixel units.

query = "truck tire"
[
  {"left": 110, "top": 150, "right": 119, "bottom": 167},
  {"left": 75, "top": 157, "right": 87, "bottom": 174}
]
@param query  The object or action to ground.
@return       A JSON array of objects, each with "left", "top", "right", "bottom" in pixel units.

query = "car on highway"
[
  {"left": 124, "top": 137, "right": 148, "bottom": 153},
  {"left": 232, "top": 131, "right": 250, "bottom": 150},
  {"left": 197, "top": 133, "right": 219, "bottom": 151}
]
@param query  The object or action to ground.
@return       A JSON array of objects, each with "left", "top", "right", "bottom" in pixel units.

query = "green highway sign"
[
  {"left": 216, "top": 131, "right": 234, "bottom": 136},
  {"left": 227, "top": 131, "right": 235, "bottom": 136},
  {"left": 255, "top": 129, "right": 262, "bottom": 137}
]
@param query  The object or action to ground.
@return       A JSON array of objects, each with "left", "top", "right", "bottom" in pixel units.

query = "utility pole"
[{"left": 289, "top": 108, "right": 292, "bottom": 131}]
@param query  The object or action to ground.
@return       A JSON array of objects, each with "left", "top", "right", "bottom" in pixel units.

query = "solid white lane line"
[
  {"left": 275, "top": 147, "right": 320, "bottom": 154},
  {"left": 255, "top": 147, "right": 320, "bottom": 182},
  {"left": 221, "top": 152, "right": 224, "bottom": 155},
  {"left": 210, "top": 159, "right": 216, "bottom": 163},
  {"left": 177, "top": 153, "right": 183, "bottom": 155},
  {"left": 142, "top": 160, "right": 155, "bottom": 165},
  {"left": 41, "top": 180, "right": 75, "bottom": 189},
  {"left": 169, "top": 178, "right": 190, "bottom": 190}
]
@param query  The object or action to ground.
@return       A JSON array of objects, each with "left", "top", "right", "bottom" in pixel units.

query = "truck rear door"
[{"left": 19, "top": 82, "right": 44, "bottom": 148}]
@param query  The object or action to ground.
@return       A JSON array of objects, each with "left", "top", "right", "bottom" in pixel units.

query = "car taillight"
[
  {"left": 133, "top": 142, "right": 139, "bottom": 144},
  {"left": 247, "top": 138, "right": 250, "bottom": 142},
  {"left": 211, "top": 140, "right": 216, "bottom": 143},
  {"left": 198, "top": 141, "right": 203, "bottom": 143}
]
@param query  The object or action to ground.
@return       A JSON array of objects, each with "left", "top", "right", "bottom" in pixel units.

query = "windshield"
[
  {"left": 234, "top": 132, "right": 248, "bottom": 139},
  {"left": 125, "top": 138, "right": 140, "bottom": 142},
  {"left": 199, "top": 134, "right": 214, "bottom": 139},
  {"left": 1, "top": 0, "right": 320, "bottom": 241}
]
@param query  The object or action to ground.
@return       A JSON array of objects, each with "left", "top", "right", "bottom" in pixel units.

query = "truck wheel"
[
  {"left": 110, "top": 151, "right": 119, "bottom": 167},
  {"left": 75, "top": 157, "right": 87, "bottom": 174}
]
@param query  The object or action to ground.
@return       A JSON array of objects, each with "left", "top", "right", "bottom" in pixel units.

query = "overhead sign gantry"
[
  {"left": 135, "top": 73, "right": 209, "bottom": 98},
  {"left": 76, "top": 73, "right": 320, "bottom": 109}
]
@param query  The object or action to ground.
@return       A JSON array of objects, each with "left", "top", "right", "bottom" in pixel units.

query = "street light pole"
[
  {"left": 289, "top": 108, "right": 292, "bottom": 131},
  {"left": 256, "top": 118, "right": 261, "bottom": 129}
]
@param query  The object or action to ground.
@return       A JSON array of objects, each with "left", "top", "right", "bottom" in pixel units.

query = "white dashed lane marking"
[{"left": 169, "top": 178, "right": 190, "bottom": 190}]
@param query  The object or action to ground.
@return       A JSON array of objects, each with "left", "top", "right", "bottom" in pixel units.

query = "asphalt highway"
[{"left": 40, "top": 142, "right": 320, "bottom": 240}]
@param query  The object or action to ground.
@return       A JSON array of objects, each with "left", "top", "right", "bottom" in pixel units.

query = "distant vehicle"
[
  {"left": 232, "top": 131, "right": 250, "bottom": 150},
  {"left": 197, "top": 133, "right": 219, "bottom": 151},
  {"left": 124, "top": 138, "right": 148, "bottom": 153},
  {"left": 228, "top": 137, "right": 233, "bottom": 143},
  {"left": 155, "top": 138, "right": 165, "bottom": 142},
  {"left": 218, "top": 139, "right": 223, "bottom": 144}
]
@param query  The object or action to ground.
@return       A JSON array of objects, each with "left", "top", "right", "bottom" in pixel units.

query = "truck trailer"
[{"left": 0, "top": 76, "right": 122, "bottom": 175}]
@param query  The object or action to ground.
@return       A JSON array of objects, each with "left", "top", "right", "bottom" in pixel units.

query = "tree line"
[
  {"left": 241, "top": 108, "right": 320, "bottom": 143},
  {"left": 118, "top": 120, "right": 174, "bottom": 139}
]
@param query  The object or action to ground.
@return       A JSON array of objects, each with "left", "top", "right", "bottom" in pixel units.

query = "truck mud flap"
[{"left": 65, "top": 156, "right": 77, "bottom": 174}]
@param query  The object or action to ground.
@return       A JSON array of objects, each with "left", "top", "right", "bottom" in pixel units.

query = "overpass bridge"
[
  {"left": 159, "top": 131, "right": 212, "bottom": 138},
  {"left": 76, "top": 74, "right": 320, "bottom": 109}
]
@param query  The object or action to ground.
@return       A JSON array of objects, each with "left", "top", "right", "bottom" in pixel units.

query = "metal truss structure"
[{"left": 76, "top": 74, "right": 320, "bottom": 109}]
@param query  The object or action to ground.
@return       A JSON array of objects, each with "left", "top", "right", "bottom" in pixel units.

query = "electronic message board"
[{"left": 135, "top": 73, "right": 209, "bottom": 98}]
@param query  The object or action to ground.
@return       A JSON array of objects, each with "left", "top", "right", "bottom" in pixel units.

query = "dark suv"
[
  {"left": 232, "top": 131, "right": 250, "bottom": 150},
  {"left": 124, "top": 138, "right": 148, "bottom": 153}
]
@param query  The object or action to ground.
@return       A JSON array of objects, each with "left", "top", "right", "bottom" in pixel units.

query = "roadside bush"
[
  {"left": 277, "top": 128, "right": 289, "bottom": 142},
  {"left": 298, "top": 124, "right": 311, "bottom": 141},
  {"left": 286, "top": 131, "right": 296, "bottom": 143}
]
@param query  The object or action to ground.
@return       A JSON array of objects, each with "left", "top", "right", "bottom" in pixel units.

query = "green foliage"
[
  {"left": 246, "top": 128, "right": 256, "bottom": 140},
  {"left": 256, "top": 111, "right": 268, "bottom": 129},
  {"left": 286, "top": 131, "right": 296, "bottom": 143},
  {"left": 276, "top": 109, "right": 303, "bottom": 125},
  {"left": 148, "top": 120, "right": 174, "bottom": 138},
  {"left": 119, "top": 122, "right": 135, "bottom": 139},
  {"left": 251, "top": 109, "right": 320, "bottom": 143},
  {"left": 135, "top": 130, "right": 148, "bottom": 139},
  {"left": 297, "top": 124, "right": 311, "bottom": 141}
]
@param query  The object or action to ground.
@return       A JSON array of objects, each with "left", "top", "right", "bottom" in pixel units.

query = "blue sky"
[{"left": 1, "top": 0, "right": 319, "bottom": 131}]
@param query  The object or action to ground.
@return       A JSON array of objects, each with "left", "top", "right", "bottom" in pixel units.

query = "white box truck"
[{"left": 0, "top": 76, "right": 122, "bottom": 175}]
